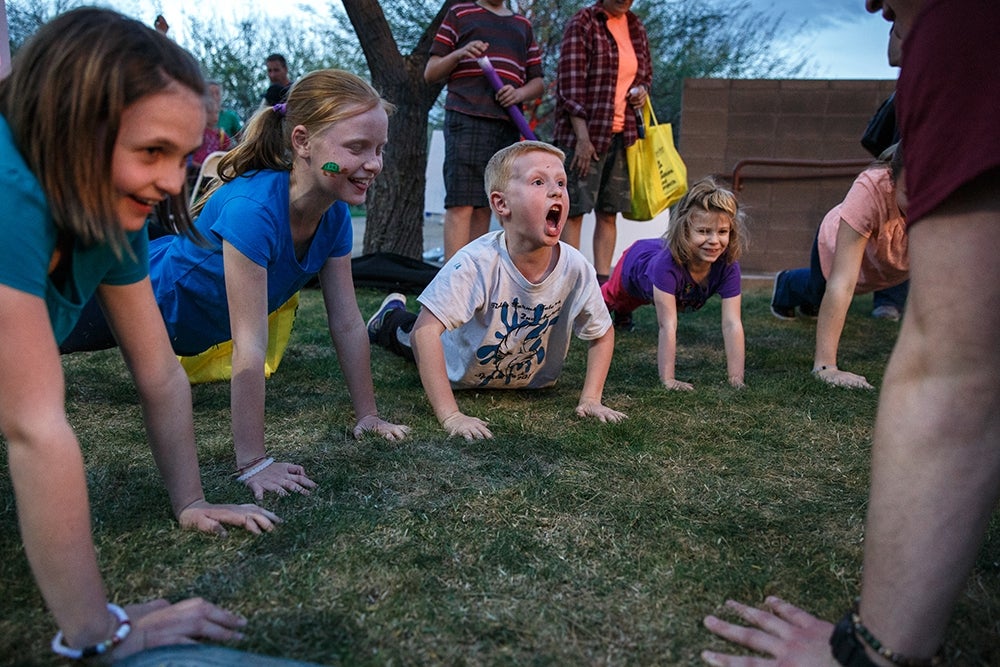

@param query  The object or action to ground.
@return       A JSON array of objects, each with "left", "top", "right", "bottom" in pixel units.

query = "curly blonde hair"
[{"left": 663, "top": 177, "right": 748, "bottom": 266}]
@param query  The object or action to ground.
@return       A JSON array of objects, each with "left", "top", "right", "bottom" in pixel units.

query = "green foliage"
[
  {"left": 518, "top": 0, "right": 810, "bottom": 137},
  {"left": 179, "top": 11, "right": 359, "bottom": 123},
  {"left": 5, "top": 0, "right": 89, "bottom": 52},
  {"left": 1, "top": 284, "right": 997, "bottom": 665}
]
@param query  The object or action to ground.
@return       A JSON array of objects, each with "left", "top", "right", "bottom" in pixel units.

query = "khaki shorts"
[{"left": 561, "top": 133, "right": 631, "bottom": 217}]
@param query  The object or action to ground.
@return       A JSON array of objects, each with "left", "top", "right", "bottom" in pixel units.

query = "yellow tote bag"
[
  {"left": 624, "top": 99, "right": 688, "bottom": 221},
  {"left": 179, "top": 292, "right": 300, "bottom": 384}
]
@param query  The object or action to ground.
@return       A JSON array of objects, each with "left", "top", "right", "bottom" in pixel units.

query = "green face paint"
[{"left": 321, "top": 162, "right": 341, "bottom": 173}]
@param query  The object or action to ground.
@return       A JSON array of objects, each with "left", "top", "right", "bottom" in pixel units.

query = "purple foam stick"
[{"left": 477, "top": 56, "right": 537, "bottom": 140}]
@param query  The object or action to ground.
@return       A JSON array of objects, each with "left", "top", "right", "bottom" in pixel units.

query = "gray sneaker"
[
  {"left": 871, "top": 305, "right": 901, "bottom": 321},
  {"left": 770, "top": 271, "right": 796, "bottom": 320}
]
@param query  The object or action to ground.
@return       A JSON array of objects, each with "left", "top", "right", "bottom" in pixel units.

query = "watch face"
[{"left": 829, "top": 612, "right": 865, "bottom": 666}]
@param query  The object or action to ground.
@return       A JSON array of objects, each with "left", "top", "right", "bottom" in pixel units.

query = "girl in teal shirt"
[{"left": 0, "top": 8, "right": 278, "bottom": 661}]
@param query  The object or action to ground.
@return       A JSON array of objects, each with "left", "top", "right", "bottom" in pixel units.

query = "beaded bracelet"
[
  {"left": 236, "top": 456, "right": 275, "bottom": 482},
  {"left": 51, "top": 603, "right": 131, "bottom": 660},
  {"left": 830, "top": 600, "right": 945, "bottom": 667},
  {"left": 850, "top": 603, "right": 945, "bottom": 667}
]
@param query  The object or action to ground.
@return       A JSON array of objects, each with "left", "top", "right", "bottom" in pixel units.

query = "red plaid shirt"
[{"left": 554, "top": 3, "right": 652, "bottom": 154}]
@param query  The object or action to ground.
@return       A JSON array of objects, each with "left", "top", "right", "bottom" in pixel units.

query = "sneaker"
[
  {"left": 872, "top": 305, "right": 901, "bottom": 321},
  {"left": 770, "top": 271, "right": 796, "bottom": 320},
  {"left": 366, "top": 293, "right": 406, "bottom": 342},
  {"left": 613, "top": 310, "right": 634, "bottom": 332},
  {"left": 798, "top": 302, "right": 820, "bottom": 318}
]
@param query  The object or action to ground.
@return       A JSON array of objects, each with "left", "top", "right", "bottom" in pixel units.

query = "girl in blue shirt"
[{"left": 65, "top": 69, "right": 411, "bottom": 501}]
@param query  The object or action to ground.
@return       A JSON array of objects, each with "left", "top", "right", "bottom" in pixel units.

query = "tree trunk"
[{"left": 341, "top": 0, "right": 458, "bottom": 259}]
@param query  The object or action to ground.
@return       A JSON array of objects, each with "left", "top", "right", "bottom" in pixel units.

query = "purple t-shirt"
[{"left": 617, "top": 238, "right": 741, "bottom": 312}]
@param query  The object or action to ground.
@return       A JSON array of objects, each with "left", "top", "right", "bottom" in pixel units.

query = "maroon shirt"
[
  {"left": 430, "top": 3, "right": 543, "bottom": 122},
  {"left": 896, "top": 0, "right": 1000, "bottom": 224}
]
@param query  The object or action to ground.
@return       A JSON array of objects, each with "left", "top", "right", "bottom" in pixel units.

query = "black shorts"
[{"left": 443, "top": 110, "right": 520, "bottom": 208}]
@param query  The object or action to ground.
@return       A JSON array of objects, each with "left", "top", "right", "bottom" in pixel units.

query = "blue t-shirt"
[
  {"left": 0, "top": 116, "right": 148, "bottom": 344},
  {"left": 149, "top": 169, "right": 352, "bottom": 355},
  {"left": 618, "top": 238, "right": 741, "bottom": 312}
]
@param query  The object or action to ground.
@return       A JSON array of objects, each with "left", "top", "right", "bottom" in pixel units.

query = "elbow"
[{"left": 5, "top": 413, "right": 77, "bottom": 465}]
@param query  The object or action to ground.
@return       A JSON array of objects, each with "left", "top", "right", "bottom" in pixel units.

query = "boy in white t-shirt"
[{"left": 368, "top": 141, "right": 626, "bottom": 440}]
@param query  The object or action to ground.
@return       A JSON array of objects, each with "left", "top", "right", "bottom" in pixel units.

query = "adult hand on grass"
[
  {"left": 353, "top": 414, "right": 411, "bottom": 441},
  {"left": 115, "top": 597, "right": 248, "bottom": 659},
  {"left": 243, "top": 461, "right": 317, "bottom": 501},
  {"left": 575, "top": 399, "right": 627, "bottom": 423},
  {"left": 178, "top": 499, "right": 282, "bottom": 537},
  {"left": 701, "top": 597, "right": 838, "bottom": 666},
  {"left": 813, "top": 366, "right": 874, "bottom": 390},
  {"left": 441, "top": 412, "right": 493, "bottom": 440}
]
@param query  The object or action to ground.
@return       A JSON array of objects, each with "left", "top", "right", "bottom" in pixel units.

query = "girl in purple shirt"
[{"left": 601, "top": 178, "right": 747, "bottom": 390}]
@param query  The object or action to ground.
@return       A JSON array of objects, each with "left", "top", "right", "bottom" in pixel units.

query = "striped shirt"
[
  {"left": 430, "top": 2, "right": 543, "bottom": 121},
  {"left": 554, "top": 3, "right": 652, "bottom": 154}
]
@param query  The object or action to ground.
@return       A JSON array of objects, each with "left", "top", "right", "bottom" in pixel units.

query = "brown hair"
[
  {"left": 0, "top": 7, "right": 206, "bottom": 253},
  {"left": 663, "top": 177, "right": 747, "bottom": 266}
]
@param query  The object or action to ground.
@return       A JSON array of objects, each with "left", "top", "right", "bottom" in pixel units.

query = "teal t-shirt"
[{"left": 0, "top": 116, "right": 149, "bottom": 344}]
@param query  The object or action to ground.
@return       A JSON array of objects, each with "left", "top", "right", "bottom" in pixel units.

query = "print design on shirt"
[
  {"left": 475, "top": 297, "right": 561, "bottom": 386},
  {"left": 676, "top": 279, "right": 708, "bottom": 313}
]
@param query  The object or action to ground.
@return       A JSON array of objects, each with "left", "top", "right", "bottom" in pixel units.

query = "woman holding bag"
[{"left": 553, "top": 0, "right": 653, "bottom": 284}]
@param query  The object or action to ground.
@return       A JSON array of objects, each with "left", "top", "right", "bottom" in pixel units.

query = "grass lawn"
[{"left": 1, "top": 282, "right": 997, "bottom": 665}]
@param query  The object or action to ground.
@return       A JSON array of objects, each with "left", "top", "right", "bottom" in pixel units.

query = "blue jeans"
[
  {"left": 118, "top": 645, "right": 329, "bottom": 667},
  {"left": 773, "top": 232, "right": 908, "bottom": 313}
]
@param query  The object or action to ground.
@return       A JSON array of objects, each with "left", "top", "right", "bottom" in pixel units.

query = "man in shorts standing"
[{"left": 701, "top": 1, "right": 1000, "bottom": 664}]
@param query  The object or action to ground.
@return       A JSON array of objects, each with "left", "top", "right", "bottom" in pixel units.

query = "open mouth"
[
  {"left": 348, "top": 176, "right": 372, "bottom": 191},
  {"left": 545, "top": 204, "right": 563, "bottom": 234},
  {"left": 131, "top": 194, "right": 159, "bottom": 207}
]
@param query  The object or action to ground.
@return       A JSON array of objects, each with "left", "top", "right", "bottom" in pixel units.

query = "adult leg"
[
  {"left": 469, "top": 206, "right": 493, "bottom": 243},
  {"left": 443, "top": 205, "right": 474, "bottom": 261},
  {"left": 859, "top": 171, "right": 1000, "bottom": 660},
  {"left": 591, "top": 211, "right": 618, "bottom": 279},
  {"left": 561, "top": 214, "right": 584, "bottom": 249}
]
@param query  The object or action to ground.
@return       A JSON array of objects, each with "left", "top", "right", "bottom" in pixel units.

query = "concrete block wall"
[{"left": 678, "top": 78, "right": 897, "bottom": 274}]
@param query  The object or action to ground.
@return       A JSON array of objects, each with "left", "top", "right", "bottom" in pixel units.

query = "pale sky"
[{"left": 98, "top": 0, "right": 898, "bottom": 81}]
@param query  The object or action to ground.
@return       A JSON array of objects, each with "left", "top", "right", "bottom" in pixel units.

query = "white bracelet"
[
  {"left": 52, "top": 603, "right": 131, "bottom": 659},
  {"left": 236, "top": 456, "right": 275, "bottom": 482}
]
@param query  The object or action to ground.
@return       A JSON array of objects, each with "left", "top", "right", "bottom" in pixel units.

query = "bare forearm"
[
  {"left": 813, "top": 285, "right": 852, "bottom": 367},
  {"left": 9, "top": 429, "right": 111, "bottom": 647},
  {"left": 411, "top": 323, "right": 460, "bottom": 423},
  {"left": 231, "top": 348, "right": 267, "bottom": 468},
  {"left": 580, "top": 331, "right": 614, "bottom": 402},
  {"left": 657, "top": 325, "right": 679, "bottom": 383},
  {"left": 329, "top": 315, "right": 379, "bottom": 419},
  {"left": 424, "top": 51, "right": 466, "bottom": 84},
  {"left": 519, "top": 77, "right": 544, "bottom": 103},
  {"left": 723, "top": 322, "right": 745, "bottom": 382},
  {"left": 570, "top": 116, "right": 590, "bottom": 144},
  {"left": 137, "top": 363, "right": 206, "bottom": 516}
]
